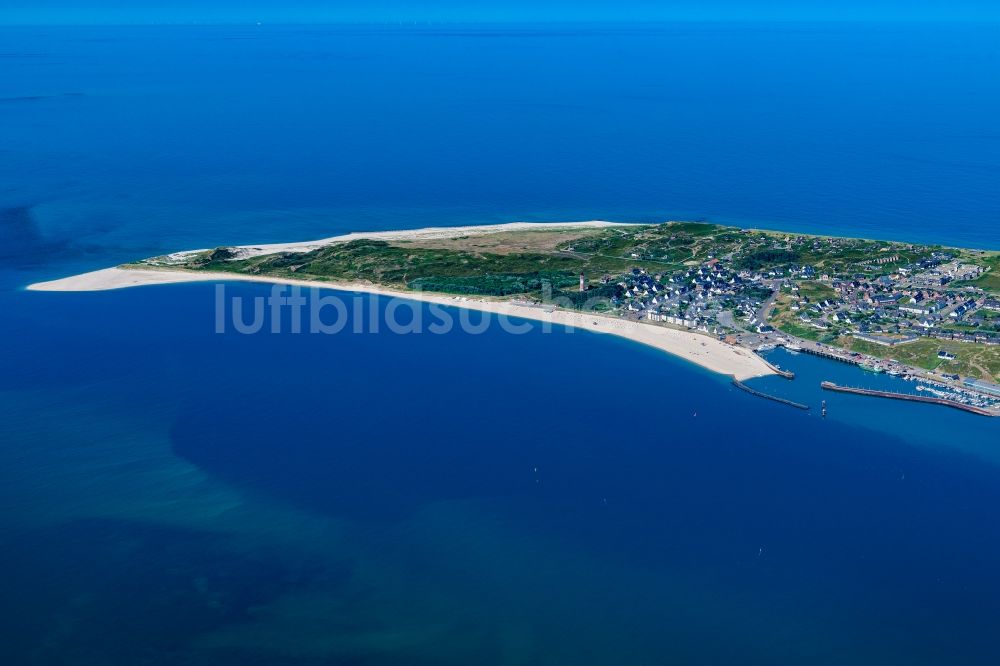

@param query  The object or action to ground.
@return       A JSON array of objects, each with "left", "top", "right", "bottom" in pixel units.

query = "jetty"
[
  {"left": 732, "top": 379, "right": 810, "bottom": 410},
  {"left": 820, "top": 381, "right": 997, "bottom": 417},
  {"left": 755, "top": 353, "right": 795, "bottom": 379},
  {"left": 800, "top": 346, "right": 857, "bottom": 366}
]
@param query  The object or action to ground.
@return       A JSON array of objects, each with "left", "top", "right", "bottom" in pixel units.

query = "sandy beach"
[
  {"left": 149, "top": 221, "right": 632, "bottom": 262},
  {"left": 29, "top": 267, "right": 773, "bottom": 381},
  {"left": 27, "top": 222, "right": 775, "bottom": 381}
]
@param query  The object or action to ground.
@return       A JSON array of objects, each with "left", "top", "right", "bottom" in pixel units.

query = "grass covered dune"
[
  {"left": 27, "top": 222, "right": 778, "bottom": 382},
  {"left": 31, "top": 219, "right": 1000, "bottom": 383}
]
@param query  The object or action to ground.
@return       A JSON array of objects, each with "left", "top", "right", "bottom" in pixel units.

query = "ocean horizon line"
[{"left": 4, "top": 18, "right": 1000, "bottom": 28}]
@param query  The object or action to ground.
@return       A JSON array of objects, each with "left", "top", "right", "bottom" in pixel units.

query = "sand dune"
[{"left": 28, "top": 222, "right": 774, "bottom": 381}]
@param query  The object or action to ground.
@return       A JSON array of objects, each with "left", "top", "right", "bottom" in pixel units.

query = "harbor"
[
  {"left": 741, "top": 347, "right": 1000, "bottom": 420},
  {"left": 820, "top": 381, "right": 998, "bottom": 417}
]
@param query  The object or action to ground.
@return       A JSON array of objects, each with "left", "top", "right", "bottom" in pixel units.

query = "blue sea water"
[{"left": 2, "top": 22, "right": 1000, "bottom": 664}]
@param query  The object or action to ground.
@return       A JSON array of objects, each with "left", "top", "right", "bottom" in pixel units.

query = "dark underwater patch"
[
  {"left": 0, "top": 205, "right": 110, "bottom": 268},
  {"left": 0, "top": 518, "right": 335, "bottom": 665}
]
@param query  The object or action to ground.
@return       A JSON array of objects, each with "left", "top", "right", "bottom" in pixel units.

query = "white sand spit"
[{"left": 27, "top": 222, "right": 775, "bottom": 381}]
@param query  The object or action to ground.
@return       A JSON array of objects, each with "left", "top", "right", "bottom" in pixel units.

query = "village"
[{"left": 595, "top": 231, "right": 1000, "bottom": 408}]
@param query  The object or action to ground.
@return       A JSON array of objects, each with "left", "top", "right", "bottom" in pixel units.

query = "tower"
[{"left": 579, "top": 272, "right": 586, "bottom": 292}]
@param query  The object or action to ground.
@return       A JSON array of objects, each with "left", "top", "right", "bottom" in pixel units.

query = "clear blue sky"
[{"left": 3, "top": 0, "right": 998, "bottom": 24}]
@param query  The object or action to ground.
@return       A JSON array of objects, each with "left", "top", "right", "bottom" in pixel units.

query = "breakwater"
[
  {"left": 820, "top": 382, "right": 997, "bottom": 417},
  {"left": 732, "top": 380, "right": 810, "bottom": 410},
  {"left": 755, "top": 353, "right": 796, "bottom": 379}
]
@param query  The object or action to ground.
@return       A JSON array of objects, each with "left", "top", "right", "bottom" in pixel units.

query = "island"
[{"left": 29, "top": 220, "right": 1000, "bottom": 412}]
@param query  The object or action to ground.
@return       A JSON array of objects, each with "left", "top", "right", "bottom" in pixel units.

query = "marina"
[{"left": 820, "top": 381, "right": 998, "bottom": 417}]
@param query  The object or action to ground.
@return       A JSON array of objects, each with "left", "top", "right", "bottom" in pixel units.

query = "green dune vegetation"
[
  {"left": 142, "top": 223, "right": 752, "bottom": 304},
  {"left": 843, "top": 337, "right": 1000, "bottom": 382},
  {"left": 133, "top": 221, "right": 1000, "bottom": 382},
  {"left": 955, "top": 253, "right": 1000, "bottom": 293}
]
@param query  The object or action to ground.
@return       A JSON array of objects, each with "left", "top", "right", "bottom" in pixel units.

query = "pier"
[
  {"left": 732, "top": 379, "right": 810, "bottom": 410},
  {"left": 800, "top": 346, "right": 858, "bottom": 366},
  {"left": 820, "top": 382, "right": 997, "bottom": 417},
  {"left": 754, "top": 352, "right": 795, "bottom": 379}
]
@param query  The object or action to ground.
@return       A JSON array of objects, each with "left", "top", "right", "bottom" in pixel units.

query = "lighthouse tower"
[{"left": 579, "top": 272, "right": 586, "bottom": 292}]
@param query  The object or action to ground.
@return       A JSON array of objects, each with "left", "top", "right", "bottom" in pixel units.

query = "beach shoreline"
[
  {"left": 140, "top": 220, "right": 635, "bottom": 263},
  {"left": 28, "top": 264, "right": 775, "bottom": 382}
]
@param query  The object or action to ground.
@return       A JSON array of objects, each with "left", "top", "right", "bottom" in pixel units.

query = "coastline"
[
  {"left": 28, "top": 266, "right": 776, "bottom": 382},
  {"left": 141, "top": 220, "right": 635, "bottom": 262}
]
